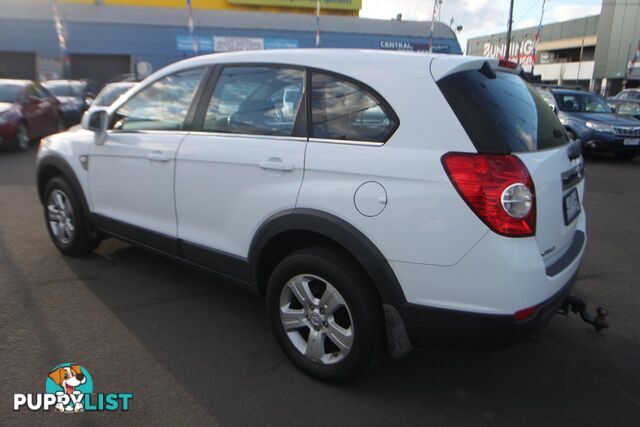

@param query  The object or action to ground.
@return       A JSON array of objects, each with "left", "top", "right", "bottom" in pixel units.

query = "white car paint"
[
  {"left": 175, "top": 132, "right": 306, "bottom": 257},
  {"left": 38, "top": 49, "right": 586, "bottom": 321}
]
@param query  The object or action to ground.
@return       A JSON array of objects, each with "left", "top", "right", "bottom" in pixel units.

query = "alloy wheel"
[
  {"left": 47, "top": 189, "right": 75, "bottom": 245},
  {"left": 279, "top": 274, "right": 354, "bottom": 365}
]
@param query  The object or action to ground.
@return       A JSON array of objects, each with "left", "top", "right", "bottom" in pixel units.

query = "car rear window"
[{"left": 437, "top": 68, "right": 568, "bottom": 153}]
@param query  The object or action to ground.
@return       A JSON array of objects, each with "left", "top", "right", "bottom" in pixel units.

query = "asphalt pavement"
[{"left": 1, "top": 146, "right": 639, "bottom": 426}]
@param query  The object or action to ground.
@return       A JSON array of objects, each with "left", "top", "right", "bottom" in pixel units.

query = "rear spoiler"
[{"left": 430, "top": 56, "right": 531, "bottom": 82}]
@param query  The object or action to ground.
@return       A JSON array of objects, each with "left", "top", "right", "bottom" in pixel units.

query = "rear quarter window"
[
  {"left": 437, "top": 69, "right": 568, "bottom": 153},
  {"left": 311, "top": 71, "right": 398, "bottom": 143}
]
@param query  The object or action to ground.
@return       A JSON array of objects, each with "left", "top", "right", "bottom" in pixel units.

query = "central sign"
[{"left": 228, "top": 0, "right": 362, "bottom": 11}]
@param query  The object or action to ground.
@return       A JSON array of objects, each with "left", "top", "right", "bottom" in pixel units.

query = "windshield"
[
  {"left": 555, "top": 93, "right": 612, "bottom": 113},
  {"left": 42, "top": 81, "right": 85, "bottom": 97},
  {"left": 438, "top": 69, "right": 568, "bottom": 153},
  {"left": 94, "top": 85, "right": 133, "bottom": 107},
  {"left": 0, "top": 83, "right": 23, "bottom": 103}
]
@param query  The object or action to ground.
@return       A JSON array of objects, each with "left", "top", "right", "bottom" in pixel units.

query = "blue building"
[{"left": 0, "top": 0, "right": 462, "bottom": 85}]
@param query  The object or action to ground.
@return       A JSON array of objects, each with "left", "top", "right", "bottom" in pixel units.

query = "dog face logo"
[
  {"left": 45, "top": 363, "right": 93, "bottom": 413},
  {"left": 48, "top": 365, "right": 86, "bottom": 395}
]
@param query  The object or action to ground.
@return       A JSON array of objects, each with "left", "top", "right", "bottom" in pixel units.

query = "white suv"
[{"left": 37, "top": 50, "right": 586, "bottom": 381}]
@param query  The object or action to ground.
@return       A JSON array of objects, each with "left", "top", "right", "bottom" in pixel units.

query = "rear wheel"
[
  {"left": 15, "top": 123, "right": 30, "bottom": 151},
  {"left": 614, "top": 153, "right": 637, "bottom": 160},
  {"left": 43, "top": 177, "right": 98, "bottom": 256},
  {"left": 266, "top": 246, "right": 384, "bottom": 382}
]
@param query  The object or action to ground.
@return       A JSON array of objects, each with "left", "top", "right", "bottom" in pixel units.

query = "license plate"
[
  {"left": 623, "top": 138, "right": 639, "bottom": 146},
  {"left": 563, "top": 188, "right": 581, "bottom": 225}
]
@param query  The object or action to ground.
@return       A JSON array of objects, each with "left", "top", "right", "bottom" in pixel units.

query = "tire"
[
  {"left": 15, "top": 122, "right": 30, "bottom": 152},
  {"left": 266, "top": 245, "right": 385, "bottom": 382},
  {"left": 614, "top": 153, "right": 637, "bottom": 160},
  {"left": 43, "top": 177, "right": 99, "bottom": 256}
]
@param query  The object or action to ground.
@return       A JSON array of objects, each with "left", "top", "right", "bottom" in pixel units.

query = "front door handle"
[
  {"left": 148, "top": 152, "right": 170, "bottom": 163},
  {"left": 259, "top": 160, "right": 294, "bottom": 172}
]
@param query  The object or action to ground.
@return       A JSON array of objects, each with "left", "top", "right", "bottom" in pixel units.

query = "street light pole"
[{"left": 505, "top": 0, "right": 514, "bottom": 61}]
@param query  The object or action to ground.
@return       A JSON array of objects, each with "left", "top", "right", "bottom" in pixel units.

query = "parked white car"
[{"left": 36, "top": 49, "right": 586, "bottom": 381}]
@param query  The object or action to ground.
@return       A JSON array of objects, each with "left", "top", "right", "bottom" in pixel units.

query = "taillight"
[
  {"left": 441, "top": 153, "right": 536, "bottom": 237},
  {"left": 514, "top": 304, "right": 539, "bottom": 321}
]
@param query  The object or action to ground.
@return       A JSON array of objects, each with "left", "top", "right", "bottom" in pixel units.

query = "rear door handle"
[
  {"left": 148, "top": 152, "right": 170, "bottom": 163},
  {"left": 259, "top": 160, "right": 294, "bottom": 172}
]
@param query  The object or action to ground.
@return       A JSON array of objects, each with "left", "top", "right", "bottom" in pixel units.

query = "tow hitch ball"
[{"left": 557, "top": 295, "right": 609, "bottom": 332}]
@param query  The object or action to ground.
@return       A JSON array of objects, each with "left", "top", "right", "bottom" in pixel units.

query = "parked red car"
[{"left": 0, "top": 79, "right": 63, "bottom": 151}]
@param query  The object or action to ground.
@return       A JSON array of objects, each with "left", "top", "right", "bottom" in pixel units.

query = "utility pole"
[{"left": 505, "top": 0, "right": 514, "bottom": 61}]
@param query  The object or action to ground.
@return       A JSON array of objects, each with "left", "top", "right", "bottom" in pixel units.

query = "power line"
[{"left": 514, "top": 0, "right": 542, "bottom": 26}]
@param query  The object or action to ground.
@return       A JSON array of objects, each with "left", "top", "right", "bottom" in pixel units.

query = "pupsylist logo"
[{"left": 13, "top": 363, "right": 133, "bottom": 413}]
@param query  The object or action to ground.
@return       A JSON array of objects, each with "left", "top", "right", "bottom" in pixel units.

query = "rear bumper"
[
  {"left": 388, "top": 218, "right": 587, "bottom": 348},
  {"left": 397, "top": 270, "right": 577, "bottom": 347}
]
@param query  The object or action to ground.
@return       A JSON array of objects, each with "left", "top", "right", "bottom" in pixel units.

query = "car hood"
[
  {"left": 0, "top": 102, "right": 16, "bottom": 114},
  {"left": 568, "top": 112, "right": 640, "bottom": 126}
]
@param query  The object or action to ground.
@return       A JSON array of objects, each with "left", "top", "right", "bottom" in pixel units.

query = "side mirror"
[
  {"left": 82, "top": 108, "right": 108, "bottom": 145},
  {"left": 84, "top": 97, "right": 94, "bottom": 108}
]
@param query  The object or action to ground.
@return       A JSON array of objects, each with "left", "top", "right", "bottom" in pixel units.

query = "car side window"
[
  {"left": 111, "top": 67, "right": 205, "bottom": 132},
  {"left": 311, "top": 71, "right": 397, "bottom": 143},
  {"left": 203, "top": 66, "right": 304, "bottom": 136}
]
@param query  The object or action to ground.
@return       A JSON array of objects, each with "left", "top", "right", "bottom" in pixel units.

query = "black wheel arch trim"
[
  {"left": 248, "top": 208, "right": 407, "bottom": 308},
  {"left": 37, "top": 154, "right": 95, "bottom": 233}
]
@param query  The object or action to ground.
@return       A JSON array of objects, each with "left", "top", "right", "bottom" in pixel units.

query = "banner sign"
[
  {"left": 214, "top": 36, "right": 264, "bottom": 52},
  {"left": 212, "top": 36, "right": 299, "bottom": 52},
  {"left": 480, "top": 38, "right": 538, "bottom": 70},
  {"left": 265, "top": 38, "right": 299, "bottom": 49},
  {"left": 379, "top": 40, "right": 452, "bottom": 54},
  {"left": 177, "top": 35, "right": 214, "bottom": 52},
  {"left": 228, "top": 0, "right": 361, "bottom": 11}
]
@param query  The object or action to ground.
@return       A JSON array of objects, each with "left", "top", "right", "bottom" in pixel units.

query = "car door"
[
  {"left": 88, "top": 67, "right": 207, "bottom": 255},
  {"left": 21, "top": 84, "right": 47, "bottom": 137},
  {"left": 34, "top": 84, "right": 59, "bottom": 134},
  {"left": 175, "top": 65, "right": 307, "bottom": 275}
]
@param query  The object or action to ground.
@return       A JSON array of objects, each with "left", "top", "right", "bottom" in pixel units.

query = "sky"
[{"left": 360, "top": 0, "right": 603, "bottom": 51}]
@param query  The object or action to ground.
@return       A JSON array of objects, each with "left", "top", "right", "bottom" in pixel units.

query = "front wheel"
[
  {"left": 266, "top": 246, "right": 385, "bottom": 382},
  {"left": 43, "top": 177, "right": 98, "bottom": 256}
]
